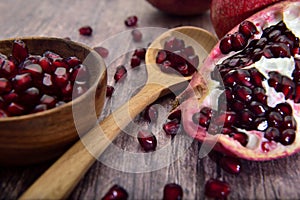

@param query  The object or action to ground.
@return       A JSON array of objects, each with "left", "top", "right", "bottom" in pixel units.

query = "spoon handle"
[{"left": 19, "top": 83, "right": 166, "bottom": 199}]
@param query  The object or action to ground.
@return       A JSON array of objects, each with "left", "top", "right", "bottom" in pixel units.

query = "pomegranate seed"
[
  {"left": 177, "top": 64, "right": 189, "bottom": 75},
  {"left": 281, "top": 76, "right": 295, "bottom": 99},
  {"left": 79, "top": 26, "right": 93, "bottom": 36},
  {"left": 21, "top": 63, "right": 43, "bottom": 79},
  {"left": 280, "top": 129, "right": 296, "bottom": 145},
  {"left": 156, "top": 50, "right": 167, "bottom": 64},
  {"left": 183, "top": 46, "right": 195, "bottom": 56},
  {"left": 0, "top": 109, "right": 8, "bottom": 118},
  {"left": 124, "top": 15, "right": 138, "bottom": 27},
  {"left": 238, "top": 20, "right": 257, "bottom": 39},
  {"left": 275, "top": 102, "right": 292, "bottom": 116},
  {"left": 283, "top": 116, "right": 297, "bottom": 130},
  {"left": 253, "top": 87, "right": 267, "bottom": 104},
  {"left": 163, "top": 119, "right": 180, "bottom": 136},
  {"left": 168, "top": 110, "right": 181, "bottom": 121},
  {"left": 144, "top": 105, "right": 158, "bottom": 122},
  {"left": 12, "top": 40, "right": 28, "bottom": 62},
  {"left": 264, "top": 127, "right": 280, "bottom": 142},
  {"left": 133, "top": 48, "right": 146, "bottom": 59},
  {"left": 160, "top": 60, "right": 173, "bottom": 73},
  {"left": 254, "top": 117, "right": 269, "bottom": 131},
  {"left": 268, "top": 111, "right": 283, "bottom": 127},
  {"left": 220, "top": 34, "right": 232, "bottom": 54},
  {"left": 193, "top": 112, "right": 210, "bottom": 128},
  {"left": 231, "top": 32, "right": 247, "bottom": 51},
  {"left": 7, "top": 102, "right": 25, "bottom": 116},
  {"left": 234, "top": 85, "right": 252, "bottom": 102},
  {"left": 102, "top": 184, "right": 128, "bottom": 200},
  {"left": 249, "top": 101, "right": 268, "bottom": 117},
  {"left": 42, "top": 73, "right": 56, "bottom": 94},
  {"left": 219, "top": 156, "right": 241, "bottom": 174},
  {"left": 131, "top": 29, "right": 142, "bottom": 42},
  {"left": 32, "top": 104, "right": 47, "bottom": 113},
  {"left": 40, "top": 94, "right": 56, "bottom": 109},
  {"left": 0, "top": 60, "right": 17, "bottom": 78},
  {"left": 137, "top": 130, "right": 157, "bottom": 152},
  {"left": 232, "top": 132, "right": 248, "bottom": 146},
  {"left": 106, "top": 85, "right": 114, "bottom": 98},
  {"left": 65, "top": 56, "right": 81, "bottom": 67},
  {"left": 0, "top": 78, "right": 12, "bottom": 94},
  {"left": 114, "top": 65, "right": 127, "bottom": 82},
  {"left": 268, "top": 71, "right": 282, "bottom": 90},
  {"left": 43, "top": 51, "right": 61, "bottom": 61},
  {"left": 94, "top": 46, "right": 109, "bottom": 58},
  {"left": 61, "top": 81, "right": 73, "bottom": 101},
  {"left": 3, "top": 91, "right": 18, "bottom": 104},
  {"left": 52, "top": 59, "right": 69, "bottom": 70},
  {"left": 20, "top": 87, "right": 40, "bottom": 106},
  {"left": 53, "top": 67, "right": 69, "bottom": 87},
  {"left": 71, "top": 64, "right": 88, "bottom": 82},
  {"left": 39, "top": 57, "right": 52, "bottom": 73},
  {"left": 130, "top": 56, "right": 141, "bottom": 68},
  {"left": 163, "top": 183, "right": 183, "bottom": 200},
  {"left": 12, "top": 73, "right": 32, "bottom": 92},
  {"left": 205, "top": 179, "right": 230, "bottom": 199},
  {"left": 261, "top": 141, "right": 272, "bottom": 152},
  {"left": 164, "top": 37, "right": 184, "bottom": 51}
]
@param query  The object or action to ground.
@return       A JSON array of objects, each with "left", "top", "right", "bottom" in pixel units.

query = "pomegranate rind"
[{"left": 180, "top": 1, "right": 300, "bottom": 161}]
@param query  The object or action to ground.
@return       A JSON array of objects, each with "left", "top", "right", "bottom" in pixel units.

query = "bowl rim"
[{"left": 0, "top": 36, "right": 106, "bottom": 122}]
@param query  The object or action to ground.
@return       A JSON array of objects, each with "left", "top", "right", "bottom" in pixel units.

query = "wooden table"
[{"left": 1, "top": 0, "right": 300, "bottom": 199}]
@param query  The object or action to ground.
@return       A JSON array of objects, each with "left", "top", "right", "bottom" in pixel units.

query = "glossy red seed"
[
  {"left": 22, "top": 63, "right": 43, "bottom": 78},
  {"left": 239, "top": 20, "right": 257, "bottom": 39},
  {"left": 131, "top": 29, "right": 142, "bottom": 42},
  {"left": 168, "top": 110, "right": 181, "bottom": 121},
  {"left": 61, "top": 81, "right": 73, "bottom": 101},
  {"left": 268, "top": 111, "right": 283, "bottom": 127},
  {"left": 114, "top": 65, "right": 127, "bottom": 82},
  {"left": 94, "top": 46, "right": 109, "bottom": 58},
  {"left": 43, "top": 51, "right": 61, "bottom": 61},
  {"left": 39, "top": 57, "right": 52, "bottom": 73},
  {"left": 219, "top": 156, "right": 241, "bottom": 174},
  {"left": 137, "top": 130, "right": 157, "bottom": 152},
  {"left": 281, "top": 76, "right": 295, "bottom": 99},
  {"left": 102, "top": 184, "right": 128, "bottom": 200},
  {"left": 0, "top": 60, "right": 17, "bottom": 78},
  {"left": 220, "top": 34, "right": 232, "bottom": 54},
  {"left": 20, "top": 87, "right": 40, "bottom": 106},
  {"left": 12, "top": 40, "right": 28, "bottom": 62},
  {"left": 12, "top": 73, "right": 32, "bottom": 92},
  {"left": 65, "top": 56, "right": 81, "bottom": 67},
  {"left": 3, "top": 91, "right": 18, "bottom": 104},
  {"left": 7, "top": 102, "right": 25, "bottom": 116},
  {"left": 40, "top": 94, "right": 56, "bottom": 109},
  {"left": 193, "top": 112, "right": 210, "bottom": 128},
  {"left": 231, "top": 32, "right": 247, "bottom": 51},
  {"left": 283, "top": 116, "right": 297, "bottom": 130},
  {"left": 133, "top": 48, "right": 146, "bottom": 59},
  {"left": 274, "top": 102, "right": 292, "bottom": 116},
  {"left": 205, "top": 179, "right": 230, "bottom": 199},
  {"left": 124, "top": 15, "right": 138, "bottom": 27},
  {"left": 130, "top": 56, "right": 141, "bottom": 68},
  {"left": 232, "top": 132, "right": 248, "bottom": 146},
  {"left": 156, "top": 50, "right": 167, "bottom": 64},
  {"left": 163, "top": 183, "right": 183, "bottom": 200},
  {"left": 265, "top": 127, "right": 280, "bottom": 142},
  {"left": 280, "top": 129, "right": 296, "bottom": 145},
  {"left": 79, "top": 26, "right": 93, "bottom": 36},
  {"left": 54, "top": 67, "right": 69, "bottom": 87},
  {"left": 0, "top": 78, "right": 12, "bottom": 94},
  {"left": 106, "top": 85, "right": 114, "bottom": 98},
  {"left": 163, "top": 119, "right": 180, "bottom": 136}
]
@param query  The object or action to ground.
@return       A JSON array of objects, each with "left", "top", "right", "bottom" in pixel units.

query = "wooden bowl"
[{"left": 0, "top": 37, "right": 107, "bottom": 165}]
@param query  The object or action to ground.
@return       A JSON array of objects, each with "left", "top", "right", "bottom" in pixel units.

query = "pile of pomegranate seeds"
[
  {"left": 137, "top": 130, "right": 157, "bottom": 152},
  {"left": 205, "top": 178, "right": 231, "bottom": 199},
  {"left": 155, "top": 37, "right": 199, "bottom": 76},
  {"left": 0, "top": 40, "right": 89, "bottom": 117},
  {"left": 124, "top": 15, "right": 138, "bottom": 27},
  {"left": 102, "top": 184, "right": 128, "bottom": 200},
  {"left": 193, "top": 20, "right": 300, "bottom": 147},
  {"left": 163, "top": 183, "right": 183, "bottom": 200},
  {"left": 78, "top": 26, "right": 93, "bottom": 36}
]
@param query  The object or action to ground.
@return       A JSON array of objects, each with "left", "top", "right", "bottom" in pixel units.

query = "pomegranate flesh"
[{"left": 172, "top": 1, "right": 300, "bottom": 160}]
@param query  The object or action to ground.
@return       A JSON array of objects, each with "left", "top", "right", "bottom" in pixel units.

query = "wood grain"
[{"left": 0, "top": 0, "right": 300, "bottom": 199}]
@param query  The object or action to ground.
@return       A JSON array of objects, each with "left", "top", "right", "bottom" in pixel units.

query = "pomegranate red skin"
[
  {"left": 179, "top": 1, "right": 300, "bottom": 161},
  {"left": 146, "top": 0, "right": 210, "bottom": 16},
  {"left": 210, "top": 0, "right": 284, "bottom": 38}
]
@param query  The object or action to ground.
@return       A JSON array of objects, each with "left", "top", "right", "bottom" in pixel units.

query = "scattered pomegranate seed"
[
  {"left": 163, "top": 119, "right": 180, "bottom": 136},
  {"left": 12, "top": 40, "right": 28, "bottom": 63},
  {"left": 163, "top": 183, "right": 183, "bottom": 200},
  {"left": 219, "top": 156, "right": 242, "bottom": 174},
  {"left": 130, "top": 56, "right": 141, "bottom": 68},
  {"left": 131, "top": 29, "right": 142, "bottom": 42},
  {"left": 114, "top": 65, "right": 127, "bottom": 82},
  {"left": 205, "top": 179, "right": 230, "bottom": 199},
  {"left": 102, "top": 184, "right": 128, "bottom": 200},
  {"left": 133, "top": 48, "right": 146, "bottom": 59},
  {"left": 106, "top": 85, "right": 114, "bottom": 98},
  {"left": 94, "top": 46, "right": 109, "bottom": 58},
  {"left": 124, "top": 15, "right": 138, "bottom": 27},
  {"left": 79, "top": 26, "right": 93, "bottom": 36},
  {"left": 137, "top": 130, "right": 157, "bottom": 152}
]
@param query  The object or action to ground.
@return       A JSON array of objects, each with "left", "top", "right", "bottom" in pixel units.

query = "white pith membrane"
[{"left": 174, "top": 1, "right": 300, "bottom": 160}]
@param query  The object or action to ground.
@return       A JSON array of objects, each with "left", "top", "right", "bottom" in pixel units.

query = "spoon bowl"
[{"left": 20, "top": 27, "right": 218, "bottom": 199}]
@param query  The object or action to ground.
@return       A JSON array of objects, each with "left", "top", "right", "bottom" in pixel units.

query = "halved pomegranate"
[{"left": 169, "top": 1, "right": 300, "bottom": 160}]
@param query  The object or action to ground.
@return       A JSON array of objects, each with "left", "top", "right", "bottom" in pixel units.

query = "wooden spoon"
[{"left": 20, "top": 26, "right": 218, "bottom": 199}]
